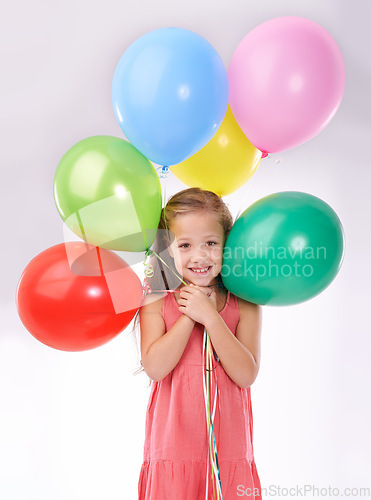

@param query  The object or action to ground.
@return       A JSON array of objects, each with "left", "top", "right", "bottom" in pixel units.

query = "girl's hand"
[{"left": 178, "top": 285, "right": 218, "bottom": 325}]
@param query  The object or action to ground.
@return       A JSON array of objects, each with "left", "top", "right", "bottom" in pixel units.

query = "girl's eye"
[
  {"left": 206, "top": 241, "right": 217, "bottom": 246},
  {"left": 179, "top": 243, "right": 190, "bottom": 248}
]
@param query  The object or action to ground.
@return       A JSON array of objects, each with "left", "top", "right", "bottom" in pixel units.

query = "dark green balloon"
[
  {"left": 53, "top": 136, "right": 162, "bottom": 252},
  {"left": 221, "top": 192, "right": 345, "bottom": 306}
]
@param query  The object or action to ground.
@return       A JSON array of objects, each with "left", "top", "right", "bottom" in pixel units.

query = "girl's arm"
[
  {"left": 177, "top": 285, "right": 262, "bottom": 389},
  {"left": 204, "top": 298, "right": 262, "bottom": 390},
  {"left": 139, "top": 294, "right": 196, "bottom": 382}
]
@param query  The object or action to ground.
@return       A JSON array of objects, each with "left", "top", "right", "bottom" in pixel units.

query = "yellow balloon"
[{"left": 170, "top": 106, "right": 262, "bottom": 197}]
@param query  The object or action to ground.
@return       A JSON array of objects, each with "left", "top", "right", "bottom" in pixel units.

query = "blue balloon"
[{"left": 112, "top": 28, "right": 229, "bottom": 166}]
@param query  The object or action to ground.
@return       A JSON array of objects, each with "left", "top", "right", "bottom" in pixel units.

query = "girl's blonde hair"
[{"left": 131, "top": 187, "right": 234, "bottom": 385}]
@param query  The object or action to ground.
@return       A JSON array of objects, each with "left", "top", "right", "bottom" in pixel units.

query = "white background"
[{"left": 1, "top": 0, "right": 370, "bottom": 498}]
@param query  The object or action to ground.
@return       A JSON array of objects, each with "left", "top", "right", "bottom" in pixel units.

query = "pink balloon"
[{"left": 228, "top": 17, "right": 346, "bottom": 154}]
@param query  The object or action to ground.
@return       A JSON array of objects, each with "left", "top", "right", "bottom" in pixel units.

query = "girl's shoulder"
[
  {"left": 232, "top": 294, "right": 262, "bottom": 321},
  {"left": 140, "top": 292, "right": 167, "bottom": 314}
]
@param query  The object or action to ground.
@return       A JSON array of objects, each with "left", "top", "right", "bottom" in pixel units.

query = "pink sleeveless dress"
[{"left": 138, "top": 290, "right": 262, "bottom": 500}]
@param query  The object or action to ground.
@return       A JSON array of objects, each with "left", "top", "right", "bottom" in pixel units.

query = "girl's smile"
[{"left": 188, "top": 265, "right": 212, "bottom": 275}]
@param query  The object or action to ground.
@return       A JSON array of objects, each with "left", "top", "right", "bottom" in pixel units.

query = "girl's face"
[{"left": 168, "top": 211, "right": 225, "bottom": 287}]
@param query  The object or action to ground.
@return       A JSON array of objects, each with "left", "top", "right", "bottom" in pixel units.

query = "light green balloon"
[
  {"left": 53, "top": 136, "right": 162, "bottom": 252},
  {"left": 221, "top": 191, "right": 345, "bottom": 306}
]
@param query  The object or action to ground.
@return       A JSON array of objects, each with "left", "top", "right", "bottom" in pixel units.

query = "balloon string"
[
  {"left": 74, "top": 211, "right": 105, "bottom": 277},
  {"left": 161, "top": 166, "right": 172, "bottom": 257},
  {"left": 207, "top": 342, "right": 217, "bottom": 499},
  {"left": 162, "top": 166, "right": 168, "bottom": 208},
  {"left": 234, "top": 179, "right": 253, "bottom": 222},
  {"left": 208, "top": 333, "right": 222, "bottom": 499},
  {"left": 203, "top": 327, "right": 223, "bottom": 499},
  {"left": 143, "top": 165, "right": 190, "bottom": 292},
  {"left": 96, "top": 247, "right": 104, "bottom": 277},
  {"left": 233, "top": 155, "right": 262, "bottom": 222},
  {"left": 151, "top": 165, "right": 223, "bottom": 497},
  {"left": 148, "top": 248, "right": 188, "bottom": 286},
  {"left": 75, "top": 211, "right": 90, "bottom": 249},
  {"left": 142, "top": 227, "right": 150, "bottom": 255}
]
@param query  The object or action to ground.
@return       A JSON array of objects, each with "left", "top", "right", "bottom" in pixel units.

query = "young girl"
[{"left": 133, "top": 187, "right": 262, "bottom": 500}]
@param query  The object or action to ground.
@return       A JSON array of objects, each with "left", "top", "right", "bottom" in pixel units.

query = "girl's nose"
[{"left": 191, "top": 247, "right": 210, "bottom": 262}]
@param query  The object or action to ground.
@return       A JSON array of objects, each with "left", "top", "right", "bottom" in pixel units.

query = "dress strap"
[{"left": 220, "top": 290, "right": 240, "bottom": 331}]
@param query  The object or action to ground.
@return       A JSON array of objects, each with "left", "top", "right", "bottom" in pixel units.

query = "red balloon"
[{"left": 16, "top": 242, "right": 143, "bottom": 351}]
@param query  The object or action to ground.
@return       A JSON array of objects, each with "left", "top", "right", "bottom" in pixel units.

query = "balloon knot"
[{"left": 156, "top": 165, "right": 169, "bottom": 178}]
